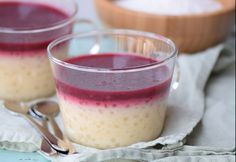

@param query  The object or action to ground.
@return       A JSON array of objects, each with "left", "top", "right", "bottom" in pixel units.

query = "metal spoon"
[
  {"left": 31, "top": 101, "right": 76, "bottom": 154},
  {"left": 3, "top": 101, "right": 55, "bottom": 155},
  {"left": 40, "top": 118, "right": 56, "bottom": 156},
  {"left": 31, "top": 101, "right": 63, "bottom": 139},
  {"left": 3, "top": 100, "right": 70, "bottom": 155}
]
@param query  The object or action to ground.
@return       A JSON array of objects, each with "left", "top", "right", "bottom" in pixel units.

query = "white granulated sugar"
[{"left": 115, "top": 0, "right": 223, "bottom": 15}]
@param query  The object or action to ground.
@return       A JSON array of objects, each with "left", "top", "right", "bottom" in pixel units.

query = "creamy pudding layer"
[
  {"left": 0, "top": 46, "right": 67, "bottom": 101},
  {"left": 0, "top": 52, "right": 53, "bottom": 101},
  {"left": 59, "top": 95, "right": 167, "bottom": 149}
]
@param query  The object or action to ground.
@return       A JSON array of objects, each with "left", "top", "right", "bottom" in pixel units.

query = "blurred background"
[{"left": 77, "top": 0, "right": 235, "bottom": 53}]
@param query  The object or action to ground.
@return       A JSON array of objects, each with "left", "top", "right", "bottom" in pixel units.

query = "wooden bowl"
[{"left": 95, "top": 0, "right": 235, "bottom": 53}]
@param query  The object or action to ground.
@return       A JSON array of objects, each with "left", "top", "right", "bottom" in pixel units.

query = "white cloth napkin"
[{"left": 0, "top": 37, "right": 235, "bottom": 162}]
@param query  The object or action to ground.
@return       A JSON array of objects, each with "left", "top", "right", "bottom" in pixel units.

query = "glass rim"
[
  {"left": 48, "top": 29, "right": 178, "bottom": 73},
  {"left": 0, "top": 0, "right": 78, "bottom": 34}
]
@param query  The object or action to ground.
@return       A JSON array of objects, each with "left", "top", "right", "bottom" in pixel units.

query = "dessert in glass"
[
  {"left": 48, "top": 30, "right": 178, "bottom": 149},
  {"left": 0, "top": 0, "right": 79, "bottom": 101}
]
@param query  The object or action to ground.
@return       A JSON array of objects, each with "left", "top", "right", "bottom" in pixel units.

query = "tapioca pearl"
[
  {"left": 125, "top": 104, "right": 130, "bottom": 108},
  {"left": 77, "top": 126, "right": 83, "bottom": 132},
  {"left": 105, "top": 129, "right": 112, "bottom": 136},
  {"left": 98, "top": 121, "right": 105, "bottom": 126},
  {"left": 104, "top": 143, "right": 114, "bottom": 149},
  {"left": 92, "top": 142, "right": 101, "bottom": 148},
  {"left": 80, "top": 127, "right": 88, "bottom": 132},
  {"left": 133, "top": 114, "right": 139, "bottom": 119},
  {"left": 96, "top": 102, "right": 101, "bottom": 106},
  {"left": 112, "top": 123, "right": 119, "bottom": 129},
  {"left": 123, "top": 117, "right": 129, "bottom": 122},
  {"left": 68, "top": 117, "right": 75, "bottom": 124},
  {"left": 113, "top": 143, "right": 121, "bottom": 148},
  {"left": 0, "top": 71, "right": 11, "bottom": 76},
  {"left": 78, "top": 134, "right": 86, "bottom": 142},
  {"left": 89, "top": 136, "right": 98, "bottom": 142},
  {"left": 34, "top": 85, "right": 40, "bottom": 90},
  {"left": 84, "top": 134, "right": 93, "bottom": 141},
  {"left": 15, "top": 89, "right": 20, "bottom": 94},
  {"left": 98, "top": 109, "right": 104, "bottom": 114},
  {"left": 128, "top": 134, "right": 135, "bottom": 139},
  {"left": 96, "top": 123, "right": 102, "bottom": 129},
  {"left": 83, "top": 107, "right": 92, "bottom": 113},
  {"left": 25, "top": 70, "right": 33, "bottom": 76},
  {"left": 83, "top": 114, "right": 89, "bottom": 120},
  {"left": 145, "top": 99, "right": 151, "bottom": 103},
  {"left": 12, "top": 81, "right": 18, "bottom": 87},
  {"left": 144, "top": 113, "right": 150, "bottom": 119},
  {"left": 77, "top": 111, "right": 85, "bottom": 117},
  {"left": 72, "top": 115, "right": 79, "bottom": 121},
  {"left": 110, "top": 138, "right": 117, "bottom": 143},
  {"left": 142, "top": 124, "right": 149, "bottom": 130},
  {"left": 133, "top": 121, "right": 139, "bottom": 127},
  {"left": 19, "top": 65, "right": 27, "bottom": 71},
  {"left": 62, "top": 110, "right": 69, "bottom": 117},
  {"left": 109, "top": 110, "right": 115, "bottom": 115},
  {"left": 67, "top": 122, "right": 74, "bottom": 129},
  {"left": 149, "top": 102, "right": 156, "bottom": 107}
]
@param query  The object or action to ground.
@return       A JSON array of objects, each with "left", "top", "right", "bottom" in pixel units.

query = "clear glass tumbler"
[
  {"left": 48, "top": 30, "right": 178, "bottom": 149},
  {"left": 0, "top": 0, "right": 89, "bottom": 101}
]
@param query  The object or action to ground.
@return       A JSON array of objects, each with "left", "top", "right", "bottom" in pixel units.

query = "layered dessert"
[
  {"left": 0, "top": 2, "right": 71, "bottom": 101},
  {"left": 55, "top": 53, "right": 172, "bottom": 149}
]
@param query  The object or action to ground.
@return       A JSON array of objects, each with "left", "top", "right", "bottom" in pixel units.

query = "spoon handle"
[
  {"left": 40, "top": 120, "right": 56, "bottom": 155},
  {"left": 50, "top": 117, "right": 63, "bottom": 139},
  {"left": 49, "top": 117, "right": 76, "bottom": 154},
  {"left": 23, "top": 114, "right": 69, "bottom": 154}
]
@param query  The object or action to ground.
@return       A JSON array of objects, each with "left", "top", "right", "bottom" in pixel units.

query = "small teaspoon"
[
  {"left": 3, "top": 100, "right": 70, "bottom": 155},
  {"left": 31, "top": 101, "right": 76, "bottom": 154}
]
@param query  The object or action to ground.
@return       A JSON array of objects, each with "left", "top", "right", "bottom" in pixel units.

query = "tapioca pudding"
[
  {"left": 0, "top": 2, "right": 71, "bottom": 101},
  {"left": 54, "top": 53, "right": 172, "bottom": 149}
]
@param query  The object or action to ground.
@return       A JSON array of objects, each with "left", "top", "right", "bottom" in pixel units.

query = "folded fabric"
[
  {"left": 0, "top": 37, "right": 234, "bottom": 162},
  {"left": 187, "top": 36, "right": 235, "bottom": 148},
  {"left": 53, "top": 146, "right": 235, "bottom": 162}
]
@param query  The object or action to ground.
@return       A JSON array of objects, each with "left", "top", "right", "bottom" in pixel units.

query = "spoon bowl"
[
  {"left": 32, "top": 101, "right": 60, "bottom": 119},
  {"left": 4, "top": 100, "right": 29, "bottom": 115}
]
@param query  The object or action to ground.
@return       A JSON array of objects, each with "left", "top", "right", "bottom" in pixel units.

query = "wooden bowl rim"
[{"left": 95, "top": 0, "right": 235, "bottom": 19}]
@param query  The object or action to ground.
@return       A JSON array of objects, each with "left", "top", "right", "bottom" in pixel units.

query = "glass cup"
[
  {"left": 0, "top": 0, "right": 92, "bottom": 101},
  {"left": 48, "top": 30, "right": 178, "bottom": 149}
]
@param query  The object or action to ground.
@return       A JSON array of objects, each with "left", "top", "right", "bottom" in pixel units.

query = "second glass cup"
[
  {"left": 0, "top": 0, "right": 90, "bottom": 101},
  {"left": 48, "top": 30, "right": 178, "bottom": 149}
]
